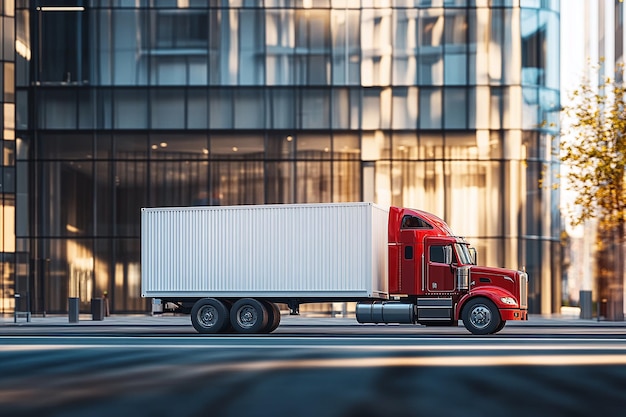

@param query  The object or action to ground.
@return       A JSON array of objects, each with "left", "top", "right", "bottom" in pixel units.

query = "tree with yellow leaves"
[{"left": 561, "top": 64, "right": 625, "bottom": 320}]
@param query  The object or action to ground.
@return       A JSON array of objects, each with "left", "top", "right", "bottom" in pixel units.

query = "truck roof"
[{"left": 388, "top": 206, "right": 457, "bottom": 242}]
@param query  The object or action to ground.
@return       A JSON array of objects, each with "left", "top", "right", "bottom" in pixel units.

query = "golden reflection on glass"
[{"left": 0, "top": 203, "right": 15, "bottom": 252}]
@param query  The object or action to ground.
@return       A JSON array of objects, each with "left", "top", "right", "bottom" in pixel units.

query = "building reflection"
[{"left": 0, "top": 1, "right": 560, "bottom": 314}]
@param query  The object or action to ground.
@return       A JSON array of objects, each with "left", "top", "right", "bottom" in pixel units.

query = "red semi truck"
[{"left": 141, "top": 203, "right": 528, "bottom": 335}]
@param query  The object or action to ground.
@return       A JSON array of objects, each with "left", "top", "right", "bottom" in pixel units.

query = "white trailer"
[{"left": 141, "top": 203, "right": 389, "bottom": 333}]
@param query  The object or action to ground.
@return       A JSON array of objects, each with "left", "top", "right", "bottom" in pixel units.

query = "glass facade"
[{"left": 2, "top": 0, "right": 560, "bottom": 314}]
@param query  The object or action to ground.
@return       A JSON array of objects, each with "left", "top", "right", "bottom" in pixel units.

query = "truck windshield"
[{"left": 455, "top": 244, "right": 474, "bottom": 265}]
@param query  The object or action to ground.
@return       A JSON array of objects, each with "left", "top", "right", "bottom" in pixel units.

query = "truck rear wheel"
[
  {"left": 462, "top": 298, "right": 501, "bottom": 335},
  {"left": 261, "top": 301, "right": 281, "bottom": 333},
  {"left": 191, "top": 298, "right": 230, "bottom": 334},
  {"left": 231, "top": 298, "right": 269, "bottom": 334}
]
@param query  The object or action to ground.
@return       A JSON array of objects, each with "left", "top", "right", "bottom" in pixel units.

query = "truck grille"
[{"left": 519, "top": 272, "right": 528, "bottom": 309}]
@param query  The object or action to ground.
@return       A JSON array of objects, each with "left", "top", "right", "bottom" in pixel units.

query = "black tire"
[
  {"left": 260, "top": 301, "right": 281, "bottom": 333},
  {"left": 190, "top": 298, "right": 230, "bottom": 334},
  {"left": 230, "top": 298, "right": 269, "bottom": 334},
  {"left": 492, "top": 320, "right": 507, "bottom": 334},
  {"left": 461, "top": 297, "right": 501, "bottom": 335}
]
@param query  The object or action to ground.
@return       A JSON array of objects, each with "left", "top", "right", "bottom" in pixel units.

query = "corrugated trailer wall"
[{"left": 141, "top": 203, "right": 389, "bottom": 299}]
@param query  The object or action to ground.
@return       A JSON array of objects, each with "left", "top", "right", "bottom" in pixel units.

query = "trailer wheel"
[
  {"left": 191, "top": 298, "right": 230, "bottom": 334},
  {"left": 231, "top": 298, "right": 269, "bottom": 334},
  {"left": 462, "top": 298, "right": 501, "bottom": 335},
  {"left": 260, "top": 301, "right": 281, "bottom": 333}
]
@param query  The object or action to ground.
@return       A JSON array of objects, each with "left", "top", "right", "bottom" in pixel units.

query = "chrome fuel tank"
[{"left": 356, "top": 301, "right": 415, "bottom": 324}]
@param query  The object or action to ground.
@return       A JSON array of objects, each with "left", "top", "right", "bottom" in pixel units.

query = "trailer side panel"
[{"left": 141, "top": 203, "right": 389, "bottom": 299}]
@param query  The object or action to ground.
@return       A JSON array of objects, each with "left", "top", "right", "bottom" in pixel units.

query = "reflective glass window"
[
  {"left": 268, "top": 88, "right": 295, "bottom": 129},
  {"left": 444, "top": 9, "right": 467, "bottom": 85},
  {"left": 234, "top": 89, "right": 264, "bottom": 129},
  {"left": 443, "top": 87, "right": 467, "bottom": 129},
  {"left": 418, "top": 9, "right": 443, "bottom": 86},
  {"left": 419, "top": 88, "right": 442, "bottom": 129},
  {"left": 187, "top": 89, "right": 209, "bottom": 129},
  {"left": 295, "top": 9, "right": 331, "bottom": 86},
  {"left": 209, "top": 89, "right": 233, "bottom": 129},
  {"left": 299, "top": 89, "right": 330, "bottom": 129},
  {"left": 393, "top": 9, "right": 418, "bottom": 86},
  {"left": 114, "top": 89, "right": 148, "bottom": 129},
  {"left": 391, "top": 87, "right": 418, "bottom": 130},
  {"left": 361, "top": 9, "right": 392, "bottom": 86},
  {"left": 331, "top": 9, "right": 360, "bottom": 86},
  {"left": 239, "top": 10, "right": 265, "bottom": 86},
  {"left": 151, "top": 89, "right": 185, "bottom": 129},
  {"left": 38, "top": 89, "right": 77, "bottom": 129},
  {"left": 266, "top": 10, "right": 295, "bottom": 85}
]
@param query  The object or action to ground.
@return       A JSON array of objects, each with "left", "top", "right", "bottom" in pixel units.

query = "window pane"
[
  {"left": 299, "top": 89, "right": 330, "bottom": 129},
  {"left": 392, "top": 87, "right": 418, "bottom": 129},
  {"left": 113, "top": 9, "right": 146, "bottom": 85},
  {"left": 444, "top": 88, "right": 467, "bottom": 129},
  {"left": 268, "top": 88, "right": 295, "bottom": 129},
  {"left": 239, "top": 10, "right": 264, "bottom": 85},
  {"left": 114, "top": 89, "right": 148, "bottom": 129},
  {"left": 266, "top": 10, "right": 294, "bottom": 85},
  {"left": 40, "top": 133, "right": 92, "bottom": 160},
  {"left": 210, "top": 134, "right": 264, "bottom": 160},
  {"left": 331, "top": 9, "right": 360, "bottom": 86},
  {"left": 392, "top": 133, "right": 418, "bottom": 160},
  {"left": 39, "top": 89, "right": 77, "bottom": 129},
  {"left": 297, "top": 134, "right": 331, "bottom": 160},
  {"left": 361, "top": 9, "right": 392, "bottom": 86},
  {"left": 234, "top": 89, "right": 264, "bottom": 129},
  {"left": 265, "top": 161, "right": 295, "bottom": 204},
  {"left": 209, "top": 89, "right": 233, "bottom": 129},
  {"left": 419, "top": 9, "right": 444, "bottom": 85},
  {"left": 393, "top": 9, "right": 418, "bottom": 86},
  {"left": 151, "top": 89, "right": 185, "bottom": 129},
  {"left": 297, "top": 161, "right": 331, "bottom": 203},
  {"left": 419, "top": 88, "right": 442, "bottom": 129},
  {"left": 187, "top": 89, "right": 208, "bottom": 129},
  {"left": 444, "top": 9, "right": 467, "bottom": 85}
]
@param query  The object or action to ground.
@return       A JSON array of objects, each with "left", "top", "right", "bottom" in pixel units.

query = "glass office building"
[{"left": 1, "top": 0, "right": 560, "bottom": 315}]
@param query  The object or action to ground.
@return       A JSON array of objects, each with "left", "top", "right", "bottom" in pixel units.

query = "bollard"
[
  {"left": 91, "top": 298, "right": 105, "bottom": 321},
  {"left": 579, "top": 290, "right": 592, "bottom": 320},
  {"left": 68, "top": 297, "right": 80, "bottom": 323}
]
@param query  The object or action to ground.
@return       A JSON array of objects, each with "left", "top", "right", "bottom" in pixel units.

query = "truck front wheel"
[
  {"left": 231, "top": 298, "right": 269, "bottom": 334},
  {"left": 191, "top": 298, "right": 230, "bottom": 334},
  {"left": 462, "top": 298, "right": 501, "bottom": 335}
]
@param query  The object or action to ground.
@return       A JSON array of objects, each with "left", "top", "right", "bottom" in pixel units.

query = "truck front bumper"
[{"left": 500, "top": 308, "right": 527, "bottom": 321}]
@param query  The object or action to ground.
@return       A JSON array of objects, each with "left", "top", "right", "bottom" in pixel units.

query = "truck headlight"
[{"left": 500, "top": 297, "right": 517, "bottom": 306}]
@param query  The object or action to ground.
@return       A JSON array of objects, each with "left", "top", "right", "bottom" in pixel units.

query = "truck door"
[
  {"left": 399, "top": 226, "right": 416, "bottom": 294},
  {"left": 396, "top": 214, "right": 432, "bottom": 294},
  {"left": 425, "top": 239, "right": 455, "bottom": 292}
]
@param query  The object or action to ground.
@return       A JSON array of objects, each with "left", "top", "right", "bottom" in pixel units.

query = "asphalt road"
[{"left": 1, "top": 317, "right": 626, "bottom": 417}]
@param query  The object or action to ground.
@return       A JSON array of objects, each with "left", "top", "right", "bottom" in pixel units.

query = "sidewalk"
[{"left": 2, "top": 311, "right": 626, "bottom": 328}]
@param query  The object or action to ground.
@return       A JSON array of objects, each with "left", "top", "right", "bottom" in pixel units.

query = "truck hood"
[{"left": 469, "top": 265, "right": 519, "bottom": 295}]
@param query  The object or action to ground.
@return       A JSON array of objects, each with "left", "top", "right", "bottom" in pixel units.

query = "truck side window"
[
  {"left": 405, "top": 246, "right": 413, "bottom": 260},
  {"left": 401, "top": 215, "right": 432, "bottom": 229},
  {"left": 430, "top": 246, "right": 445, "bottom": 263}
]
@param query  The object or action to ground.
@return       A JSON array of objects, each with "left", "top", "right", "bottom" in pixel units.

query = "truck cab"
[{"left": 384, "top": 206, "right": 528, "bottom": 334}]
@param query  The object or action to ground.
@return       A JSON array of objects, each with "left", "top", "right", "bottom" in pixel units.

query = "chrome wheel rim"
[
  {"left": 469, "top": 304, "right": 492, "bottom": 329},
  {"left": 236, "top": 305, "right": 258, "bottom": 329},
  {"left": 197, "top": 305, "right": 218, "bottom": 328}
]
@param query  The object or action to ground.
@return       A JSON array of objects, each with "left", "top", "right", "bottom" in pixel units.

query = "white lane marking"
[
  {"left": 3, "top": 336, "right": 626, "bottom": 343},
  {"left": 1, "top": 342, "right": 626, "bottom": 352}
]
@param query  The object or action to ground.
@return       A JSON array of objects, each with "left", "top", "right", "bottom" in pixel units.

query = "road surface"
[{"left": 1, "top": 316, "right": 625, "bottom": 416}]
